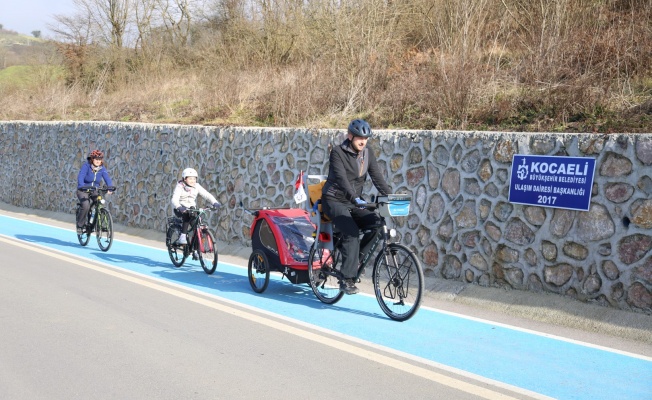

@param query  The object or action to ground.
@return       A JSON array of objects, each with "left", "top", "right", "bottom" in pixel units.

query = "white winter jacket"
[{"left": 171, "top": 180, "right": 218, "bottom": 209}]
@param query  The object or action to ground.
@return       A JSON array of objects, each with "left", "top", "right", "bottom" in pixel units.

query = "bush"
[{"left": 1, "top": 0, "right": 650, "bottom": 132}]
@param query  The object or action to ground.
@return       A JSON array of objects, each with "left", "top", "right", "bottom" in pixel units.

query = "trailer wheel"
[{"left": 248, "top": 249, "right": 271, "bottom": 293}]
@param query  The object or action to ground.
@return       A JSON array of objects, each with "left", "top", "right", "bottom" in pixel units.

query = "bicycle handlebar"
[
  {"left": 78, "top": 186, "right": 116, "bottom": 193},
  {"left": 358, "top": 202, "right": 379, "bottom": 211},
  {"left": 358, "top": 194, "right": 410, "bottom": 211},
  {"left": 186, "top": 206, "right": 218, "bottom": 214}
]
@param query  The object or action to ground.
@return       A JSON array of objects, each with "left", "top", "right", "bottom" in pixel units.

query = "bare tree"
[
  {"left": 49, "top": 12, "right": 94, "bottom": 46},
  {"left": 88, "top": 0, "right": 131, "bottom": 48},
  {"left": 49, "top": 0, "right": 130, "bottom": 48},
  {"left": 158, "top": 0, "right": 196, "bottom": 47},
  {"left": 133, "top": 0, "right": 159, "bottom": 50}
]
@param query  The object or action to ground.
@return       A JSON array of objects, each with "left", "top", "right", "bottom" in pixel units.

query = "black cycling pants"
[
  {"left": 174, "top": 208, "right": 192, "bottom": 234},
  {"left": 76, "top": 190, "right": 94, "bottom": 228},
  {"left": 322, "top": 197, "right": 381, "bottom": 279}
]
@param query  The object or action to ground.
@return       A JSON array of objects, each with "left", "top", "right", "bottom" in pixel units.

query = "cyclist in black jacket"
[{"left": 322, "top": 119, "right": 392, "bottom": 294}]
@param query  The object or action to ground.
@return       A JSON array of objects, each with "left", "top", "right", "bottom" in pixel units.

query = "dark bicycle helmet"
[
  {"left": 348, "top": 119, "right": 373, "bottom": 138},
  {"left": 87, "top": 149, "right": 104, "bottom": 160}
]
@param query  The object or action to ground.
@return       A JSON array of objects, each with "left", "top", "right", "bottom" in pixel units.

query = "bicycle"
[
  {"left": 307, "top": 191, "right": 424, "bottom": 322},
  {"left": 165, "top": 207, "right": 219, "bottom": 275},
  {"left": 75, "top": 185, "right": 116, "bottom": 252}
]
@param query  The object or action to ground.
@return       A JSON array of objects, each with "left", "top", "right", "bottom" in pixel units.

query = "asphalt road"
[
  {"left": 0, "top": 202, "right": 651, "bottom": 399},
  {"left": 3, "top": 239, "right": 515, "bottom": 400}
]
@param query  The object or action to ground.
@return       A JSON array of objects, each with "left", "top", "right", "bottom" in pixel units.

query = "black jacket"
[{"left": 322, "top": 139, "right": 392, "bottom": 204}]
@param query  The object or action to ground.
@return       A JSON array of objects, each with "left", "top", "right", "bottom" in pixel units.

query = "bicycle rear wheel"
[
  {"left": 247, "top": 249, "right": 270, "bottom": 293},
  {"left": 197, "top": 228, "right": 218, "bottom": 274},
  {"left": 95, "top": 208, "right": 114, "bottom": 252},
  {"left": 75, "top": 206, "right": 91, "bottom": 246},
  {"left": 166, "top": 225, "right": 187, "bottom": 267},
  {"left": 308, "top": 245, "right": 344, "bottom": 304},
  {"left": 372, "top": 243, "right": 424, "bottom": 322}
]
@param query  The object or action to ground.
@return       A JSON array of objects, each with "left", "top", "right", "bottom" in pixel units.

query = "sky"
[{"left": 1, "top": 0, "right": 77, "bottom": 37}]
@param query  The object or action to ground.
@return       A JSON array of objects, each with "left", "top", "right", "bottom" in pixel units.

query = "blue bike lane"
[{"left": 1, "top": 214, "right": 651, "bottom": 400}]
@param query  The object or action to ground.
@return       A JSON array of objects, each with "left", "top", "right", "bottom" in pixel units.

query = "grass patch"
[
  {"left": 0, "top": 65, "right": 35, "bottom": 86},
  {"left": 0, "top": 65, "right": 65, "bottom": 89}
]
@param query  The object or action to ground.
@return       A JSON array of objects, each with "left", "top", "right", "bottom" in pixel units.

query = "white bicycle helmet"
[{"left": 182, "top": 168, "right": 198, "bottom": 178}]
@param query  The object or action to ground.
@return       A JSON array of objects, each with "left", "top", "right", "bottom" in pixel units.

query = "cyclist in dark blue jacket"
[
  {"left": 322, "top": 119, "right": 392, "bottom": 294},
  {"left": 76, "top": 150, "right": 114, "bottom": 233}
]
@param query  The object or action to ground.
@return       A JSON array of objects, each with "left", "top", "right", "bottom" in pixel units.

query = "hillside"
[
  {"left": 0, "top": 1, "right": 650, "bottom": 133},
  {"left": 0, "top": 29, "right": 43, "bottom": 45}
]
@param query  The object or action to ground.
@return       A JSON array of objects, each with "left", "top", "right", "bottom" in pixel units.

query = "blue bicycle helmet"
[{"left": 348, "top": 119, "right": 373, "bottom": 138}]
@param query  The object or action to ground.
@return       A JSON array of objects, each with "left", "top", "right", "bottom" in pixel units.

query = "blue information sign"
[{"left": 508, "top": 155, "right": 596, "bottom": 211}]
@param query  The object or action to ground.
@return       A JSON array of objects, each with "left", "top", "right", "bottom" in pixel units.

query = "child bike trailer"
[{"left": 247, "top": 208, "right": 315, "bottom": 293}]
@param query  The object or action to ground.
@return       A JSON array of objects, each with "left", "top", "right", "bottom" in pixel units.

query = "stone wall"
[{"left": 1, "top": 121, "right": 650, "bottom": 313}]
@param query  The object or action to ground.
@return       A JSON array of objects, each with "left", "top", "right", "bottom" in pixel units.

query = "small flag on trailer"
[{"left": 294, "top": 171, "right": 307, "bottom": 204}]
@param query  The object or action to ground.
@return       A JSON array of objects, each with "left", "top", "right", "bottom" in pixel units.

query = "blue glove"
[
  {"left": 177, "top": 206, "right": 187, "bottom": 213},
  {"left": 212, "top": 202, "right": 221, "bottom": 210},
  {"left": 354, "top": 198, "right": 367, "bottom": 207}
]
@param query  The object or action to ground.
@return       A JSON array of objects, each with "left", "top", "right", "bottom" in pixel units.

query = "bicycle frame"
[
  {"left": 357, "top": 223, "right": 388, "bottom": 273},
  {"left": 182, "top": 208, "right": 213, "bottom": 255},
  {"left": 89, "top": 197, "right": 103, "bottom": 227},
  {"left": 196, "top": 222, "right": 209, "bottom": 253},
  {"left": 166, "top": 207, "right": 219, "bottom": 274},
  {"left": 79, "top": 186, "right": 114, "bottom": 223},
  {"left": 307, "top": 198, "right": 424, "bottom": 321},
  {"left": 76, "top": 185, "right": 116, "bottom": 252},
  {"left": 326, "top": 212, "right": 390, "bottom": 281}
]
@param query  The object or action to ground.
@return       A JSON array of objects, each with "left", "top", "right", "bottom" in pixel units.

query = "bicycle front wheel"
[
  {"left": 166, "top": 225, "right": 187, "bottom": 267},
  {"left": 75, "top": 206, "right": 91, "bottom": 246},
  {"left": 197, "top": 228, "right": 218, "bottom": 274},
  {"left": 308, "top": 245, "right": 344, "bottom": 304},
  {"left": 372, "top": 243, "right": 424, "bottom": 322},
  {"left": 95, "top": 208, "right": 114, "bottom": 252}
]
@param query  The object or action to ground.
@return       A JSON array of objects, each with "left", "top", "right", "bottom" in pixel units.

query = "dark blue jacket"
[{"left": 77, "top": 162, "right": 113, "bottom": 189}]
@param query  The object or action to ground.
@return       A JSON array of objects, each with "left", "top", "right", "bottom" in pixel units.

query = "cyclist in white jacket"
[{"left": 171, "top": 168, "right": 221, "bottom": 244}]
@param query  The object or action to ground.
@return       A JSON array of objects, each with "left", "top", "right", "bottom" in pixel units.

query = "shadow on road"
[
  {"left": 16, "top": 234, "right": 84, "bottom": 250},
  {"left": 151, "top": 266, "right": 386, "bottom": 320}
]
